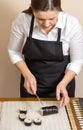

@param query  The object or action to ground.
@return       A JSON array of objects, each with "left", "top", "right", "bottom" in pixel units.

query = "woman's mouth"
[{"left": 43, "top": 25, "right": 52, "bottom": 30}]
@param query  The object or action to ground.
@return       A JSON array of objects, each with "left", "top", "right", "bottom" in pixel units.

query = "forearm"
[
  {"left": 15, "top": 60, "right": 37, "bottom": 94},
  {"left": 60, "top": 69, "right": 76, "bottom": 87},
  {"left": 15, "top": 60, "right": 31, "bottom": 79},
  {"left": 56, "top": 70, "right": 76, "bottom": 107}
]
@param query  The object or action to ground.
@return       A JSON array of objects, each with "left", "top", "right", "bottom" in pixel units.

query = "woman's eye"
[
  {"left": 50, "top": 18, "right": 54, "bottom": 20},
  {"left": 38, "top": 19, "right": 44, "bottom": 21}
]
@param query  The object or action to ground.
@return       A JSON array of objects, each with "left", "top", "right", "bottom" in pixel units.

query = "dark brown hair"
[{"left": 23, "top": 0, "right": 62, "bottom": 14}]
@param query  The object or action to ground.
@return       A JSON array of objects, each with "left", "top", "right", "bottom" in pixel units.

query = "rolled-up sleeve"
[
  {"left": 8, "top": 14, "right": 25, "bottom": 64},
  {"left": 66, "top": 18, "right": 83, "bottom": 74}
]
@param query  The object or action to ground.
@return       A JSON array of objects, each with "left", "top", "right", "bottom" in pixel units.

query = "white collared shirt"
[{"left": 8, "top": 11, "right": 83, "bottom": 74}]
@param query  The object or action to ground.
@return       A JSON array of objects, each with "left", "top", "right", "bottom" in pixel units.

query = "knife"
[{"left": 35, "top": 93, "right": 44, "bottom": 106}]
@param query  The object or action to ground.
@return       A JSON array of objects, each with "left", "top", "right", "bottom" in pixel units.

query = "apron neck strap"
[
  {"left": 29, "top": 15, "right": 34, "bottom": 37},
  {"left": 29, "top": 15, "right": 61, "bottom": 42},
  {"left": 57, "top": 28, "right": 61, "bottom": 42}
]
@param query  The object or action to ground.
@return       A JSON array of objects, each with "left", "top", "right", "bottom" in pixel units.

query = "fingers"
[
  {"left": 56, "top": 84, "right": 70, "bottom": 107},
  {"left": 60, "top": 96, "right": 70, "bottom": 107},
  {"left": 27, "top": 86, "right": 34, "bottom": 95},
  {"left": 24, "top": 81, "right": 33, "bottom": 94},
  {"left": 30, "top": 79, "right": 37, "bottom": 95},
  {"left": 24, "top": 77, "right": 37, "bottom": 95},
  {"left": 60, "top": 88, "right": 70, "bottom": 107},
  {"left": 56, "top": 87, "right": 60, "bottom": 101}
]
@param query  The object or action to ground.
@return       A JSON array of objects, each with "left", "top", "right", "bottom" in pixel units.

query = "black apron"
[{"left": 20, "top": 15, "right": 75, "bottom": 97}]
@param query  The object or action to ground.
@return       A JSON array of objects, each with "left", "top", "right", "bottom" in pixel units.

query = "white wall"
[{"left": 0, "top": 0, "right": 83, "bottom": 97}]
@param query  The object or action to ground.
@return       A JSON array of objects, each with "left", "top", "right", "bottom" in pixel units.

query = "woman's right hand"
[
  {"left": 15, "top": 61, "right": 37, "bottom": 95},
  {"left": 24, "top": 73, "right": 37, "bottom": 95}
]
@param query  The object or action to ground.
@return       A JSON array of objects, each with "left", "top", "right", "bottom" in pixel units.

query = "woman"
[{"left": 8, "top": 0, "right": 83, "bottom": 107}]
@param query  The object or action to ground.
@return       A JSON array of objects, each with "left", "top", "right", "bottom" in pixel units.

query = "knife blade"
[{"left": 35, "top": 94, "right": 44, "bottom": 106}]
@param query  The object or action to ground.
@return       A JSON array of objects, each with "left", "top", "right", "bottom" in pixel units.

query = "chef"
[{"left": 8, "top": 0, "right": 83, "bottom": 107}]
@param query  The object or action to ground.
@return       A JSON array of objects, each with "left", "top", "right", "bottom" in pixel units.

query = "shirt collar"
[
  {"left": 55, "top": 11, "right": 64, "bottom": 29},
  {"left": 33, "top": 17, "right": 39, "bottom": 28}
]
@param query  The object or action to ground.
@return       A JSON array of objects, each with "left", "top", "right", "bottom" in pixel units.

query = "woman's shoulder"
[
  {"left": 61, "top": 11, "right": 80, "bottom": 25},
  {"left": 12, "top": 13, "right": 32, "bottom": 26},
  {"left": 11, "top": 13, "right": 33, "bottom": 34}
]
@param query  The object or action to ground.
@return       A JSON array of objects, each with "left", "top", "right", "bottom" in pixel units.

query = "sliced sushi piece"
[
  {"left": 19, "top": 113, "right": 26, "bottom": 121},
  {"left": 40, "top": 105, "right": 58, "bottom": 116},
  {"left": 19, "top": 107, "right": 27, "bottom": 114},
  {"left": 24, "top": 118, "right": 32, "bottom": 126},
  {"left": 33, "top": 117, "right": 42, "bottom": 125}
]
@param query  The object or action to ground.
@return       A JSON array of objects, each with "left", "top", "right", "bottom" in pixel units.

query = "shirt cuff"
[
  {"left": 8, "top": 50, "right": 24, "bottom": 64},
  {"left": 66, "top": 62, "right": 83, "bottom": 74}
]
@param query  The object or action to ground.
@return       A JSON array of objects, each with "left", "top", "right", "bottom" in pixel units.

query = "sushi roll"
[
  {"left": 24, "top": 118, "right": 32, "bottom": 126},
  {"left": 19, "top": 107, "right": 27, "bottom": 114},
  {"left": 19, "top": 113, "right": 26, "bottom": 121},
  {"left": 40, "top": 105, "right": 58, "bottom": 116},
  {"left": 33, "top": 117, "right": 42, "bottom": 125}
]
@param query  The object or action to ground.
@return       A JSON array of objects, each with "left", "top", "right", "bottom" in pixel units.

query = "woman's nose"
[{"left": 43, "top": 20, "right": 50, "bottom": 26}]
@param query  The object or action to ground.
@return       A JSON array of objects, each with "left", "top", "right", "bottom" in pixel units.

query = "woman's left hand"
[{"left": 56, "top": 82, "right": 70, "bottom": 107}]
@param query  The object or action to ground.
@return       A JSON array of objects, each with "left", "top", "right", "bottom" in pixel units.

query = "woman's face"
[{"left": 34, "top": 10, "right": 59, "bottom": 33}]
